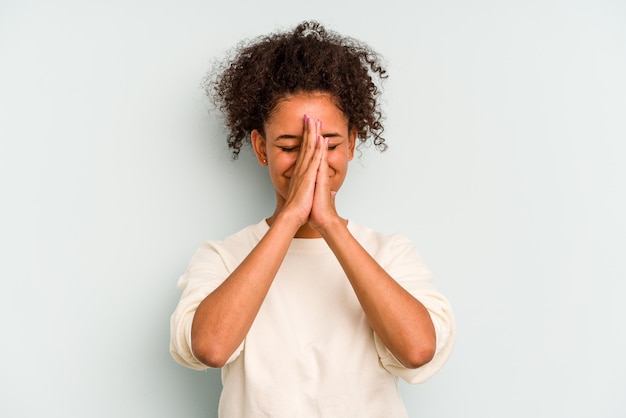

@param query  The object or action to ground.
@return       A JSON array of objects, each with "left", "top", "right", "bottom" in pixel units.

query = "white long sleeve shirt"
[{"left": 170, "top": 219, "right": 455, "bottom": 418}]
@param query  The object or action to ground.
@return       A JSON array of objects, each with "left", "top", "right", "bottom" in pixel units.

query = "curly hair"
[{"left": 205, "top": 21, "right": 388, "bottom": 159}]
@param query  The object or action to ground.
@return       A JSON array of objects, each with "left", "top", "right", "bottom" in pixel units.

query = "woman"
[{"left": 170, "top": 21, "right": 455, "bottom": 417}]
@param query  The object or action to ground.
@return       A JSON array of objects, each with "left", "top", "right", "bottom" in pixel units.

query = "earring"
[{"left": 263, "top": 159, "right": 267, "bottom": 163}]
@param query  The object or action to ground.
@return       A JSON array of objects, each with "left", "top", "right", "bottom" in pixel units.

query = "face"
[{"left": 251, "top": 91, "right": 356, "bottom": 206}]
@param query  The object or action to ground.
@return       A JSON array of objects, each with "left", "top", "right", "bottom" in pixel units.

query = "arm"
[
  {"left": 310, "top": 136, "right": 436, "bottom": 369},
  {"left": 190, "top": 213, "right": 300, "bottom": 367},
  {"left": 319, "top": 222, "right": 436, "bottom": 368},
  {"left": 190, "top": 116, "right": 325, "bottom": 367}
]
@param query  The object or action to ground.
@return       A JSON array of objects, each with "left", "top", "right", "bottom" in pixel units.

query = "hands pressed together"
[{"left": 282, "top": 115, "right": 341, "bottom": 234}]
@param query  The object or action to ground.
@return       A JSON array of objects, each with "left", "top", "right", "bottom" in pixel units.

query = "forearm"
[
  {"left": 191, "top": 213, "right": 300, "bottom": 367},
  {"left": 319, "top": 220, "right": 436, "bottom": 368}
]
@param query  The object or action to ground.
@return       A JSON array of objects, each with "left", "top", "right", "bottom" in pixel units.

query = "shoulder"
[
  {"left": 348, "top": 221, "right": 413, "bottom": 249},
  {"left": 190, "top": 219, "right": 268, "bottom": 267},
  {"left": 220, "top": 219, "right": 268, "bottom": 249},
  {"left": 348, "top": 221, "right": 417, "bottom": 263},
  {"left": 349, "top": 222, "right": 434, "bottom": 287}
]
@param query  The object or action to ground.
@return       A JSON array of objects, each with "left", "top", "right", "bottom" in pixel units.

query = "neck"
[
  {"left": 268, "top": 193, "right": 324, "bottom": 238},
  {"left": 265, "top": 214, "right": 322, "bottom": 238},
  {"left": 293, "top": 223, "right": 322, "bottom": 238}
]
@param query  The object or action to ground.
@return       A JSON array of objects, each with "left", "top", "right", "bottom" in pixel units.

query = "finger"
[
  {"left": 286, "top": 118, "right": 321, "bottom": 203},
  {"left": 302, "top": 115, "right": 317, "bottom": 160},
  {"left": 315, "top": 136, "right": 330, "bottom": 201},
  {"left": 318, "top": 136, "right": 329, "bottom": 182},
  {"left": 312, "top": 130, "right": 325, "bottom": 173}
]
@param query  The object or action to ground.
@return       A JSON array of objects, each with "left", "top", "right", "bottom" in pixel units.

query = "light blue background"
[{"left": 1, "top": 1, "right": 625, "bottom": 417}]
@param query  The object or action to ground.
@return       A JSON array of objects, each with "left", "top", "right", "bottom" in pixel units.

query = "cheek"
[
  {"left": 270, "top": 152, "right": 298, "bottom": 174},
  {"left": 283, "top": 153, "right": 299, "bottom": 168},
  {"left": 328, "top": 151, "right": 349, "bottom": 170}
]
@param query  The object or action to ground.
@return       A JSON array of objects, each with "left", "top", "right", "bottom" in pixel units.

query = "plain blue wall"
[{"left": 1, "top": 1, "right": 625, "bottom": 417}]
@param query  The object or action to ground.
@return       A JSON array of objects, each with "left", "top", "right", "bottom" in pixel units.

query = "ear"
[
  {"left": 251, "top": 129, "right": 268, "bottom": 166},
  {"left": 348, "top": 128, "right": 357, "bottom": 161}
]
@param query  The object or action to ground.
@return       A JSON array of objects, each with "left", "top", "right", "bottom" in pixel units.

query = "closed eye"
[{"left": 279, "top": 144, "right": 338, "bottom": 152}]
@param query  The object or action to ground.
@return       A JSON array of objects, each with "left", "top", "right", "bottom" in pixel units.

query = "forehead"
[{"left": 265, "top": 92, "right": 348, "bottom": 129}]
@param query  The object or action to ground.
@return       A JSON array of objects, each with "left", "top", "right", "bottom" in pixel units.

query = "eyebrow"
[
  {"left": 274, "top": 132, "right": 343, "bottom": 141},
  {"left": 274, "top": 134, "right": 301, "bottom": 141}
]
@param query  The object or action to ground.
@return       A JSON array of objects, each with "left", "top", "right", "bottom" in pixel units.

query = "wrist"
[
  {"left": 315, "top": 216, "right": 348, "bottom": 239},
  {"left": 271, "top": 210, "right": 306, "bottom": 234}
]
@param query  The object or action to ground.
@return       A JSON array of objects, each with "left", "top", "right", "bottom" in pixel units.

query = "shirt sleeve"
[
  {"left": 374, "top": 234, "right": 456, "bottom": 384},
  {"left": 169, "top": 241, "right": 245, "bottom": 370}
]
